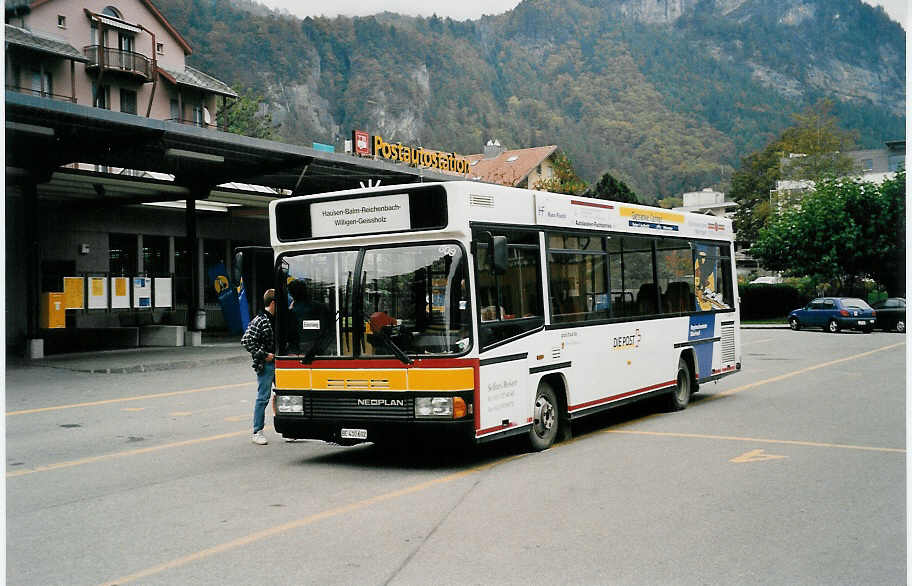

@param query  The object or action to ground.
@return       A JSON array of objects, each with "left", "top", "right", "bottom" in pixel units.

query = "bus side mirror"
[
  {"left": 232, "top": 251, "right": 244, "bottom": 286},
  {"left": 490, "top": 235, "right": 507, "bottom": 275}
]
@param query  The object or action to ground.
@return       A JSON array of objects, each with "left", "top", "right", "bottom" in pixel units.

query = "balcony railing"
[
  {"left": 83, "top": 45, "right": 151, "bottom": 81},
  {"left": 5, "top": 85, "right": 77, "bottom": 103}
]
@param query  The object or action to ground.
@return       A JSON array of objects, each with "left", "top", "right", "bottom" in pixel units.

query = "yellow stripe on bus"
[
  {"left": 311, "top": 369, "right": 408, "bottom": 391},
  {"left": 275, "top": 368, "right": 475, "bottom": 392},
  {"left": 408, "top": 368, "right": 475, "bottom": 391},
  {"left": 274, "top": 369, "right": 312, "bottom": 390}
]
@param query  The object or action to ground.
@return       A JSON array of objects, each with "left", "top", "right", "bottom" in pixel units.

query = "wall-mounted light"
[
  {"left": 79, "top": 243, "right": 90, "bottom": 255},
  {"left": 164, "top": 148, "right": 225, "bottom": 164}
]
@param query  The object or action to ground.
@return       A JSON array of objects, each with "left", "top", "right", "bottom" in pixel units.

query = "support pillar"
[
  {"left": 23, "top": 178, "right": 42, "bottom": 358},
  {"left": 185, "top": 196, "right": 200, "bottom": 346}
]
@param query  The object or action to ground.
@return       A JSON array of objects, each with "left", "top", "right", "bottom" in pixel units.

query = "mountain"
[{"left": 154, "top": 0, "right": 905, "bottom": 201}]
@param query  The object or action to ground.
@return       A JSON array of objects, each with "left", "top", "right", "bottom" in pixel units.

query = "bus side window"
[{"left": 474, "top": 228, "right": 544, "bottom": 349}]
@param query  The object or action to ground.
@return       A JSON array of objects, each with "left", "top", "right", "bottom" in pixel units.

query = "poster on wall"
[
  {"left": 63, "top": 277, "right": 84, "bottom": 309},
  {"left": 207, "top": 263, "right": 243, "bottom": 334},
  {"left": 133, "top": 277, "right": 152, "bottom": 308},
  {"left": 87, "top": 277, "right": 108, "bottom": 309},
  {"left": 153, "top": 277, "right": 172, "bottom": 308},
  {"left": 111, "top": 277, "right": 130, "bottom": 309}
]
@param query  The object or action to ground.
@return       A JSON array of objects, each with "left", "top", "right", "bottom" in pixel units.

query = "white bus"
[{"left": 264, "top": 181, "right": 740, "bottom": 450}]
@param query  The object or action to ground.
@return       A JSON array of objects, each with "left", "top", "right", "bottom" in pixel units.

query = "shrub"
[{"left": 738, "top": 283, "right": 811, "bottom": 320}]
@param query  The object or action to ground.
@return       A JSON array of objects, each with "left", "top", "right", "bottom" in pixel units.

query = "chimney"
[{"left": 483, "top": 138, "right": 505, "bottom": 159}]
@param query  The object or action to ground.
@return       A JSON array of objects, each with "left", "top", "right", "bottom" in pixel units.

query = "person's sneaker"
[{"left": 251, "top": 431, "right": 268, "bottom": 445}]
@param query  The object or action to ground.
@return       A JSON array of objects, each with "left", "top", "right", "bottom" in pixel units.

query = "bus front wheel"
[{"left": 528, "top": 382, "right": 560, "bottom": 451}]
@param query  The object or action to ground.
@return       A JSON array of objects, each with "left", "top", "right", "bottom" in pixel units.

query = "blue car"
[{"left": 788, "top": 297, "right": 876, "bottom": 333}]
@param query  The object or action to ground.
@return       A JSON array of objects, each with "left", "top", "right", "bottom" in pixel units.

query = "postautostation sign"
[{"left": 352, "top": 129, "right": 470, "bottom": 175}]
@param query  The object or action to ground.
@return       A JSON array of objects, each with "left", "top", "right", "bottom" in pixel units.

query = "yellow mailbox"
[{"left": 40, "top": 292, "right": 65, "bottom": 329}]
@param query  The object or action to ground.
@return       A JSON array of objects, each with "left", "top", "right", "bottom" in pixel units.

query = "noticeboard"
[
  {"left": 111, "top": 277, "right": 130, "bottom": 309},
  {"left": 153, "top": 277, "right": 172, "bottom": 308},
  {"left": 87, "top": 277, "right": 108, "bottom": 309},
  {"left": 133, "top": 277, "right": 152, "bottom": 308},
  {"left": 63, "top": 277, "right": 84, "bottom": 309}
]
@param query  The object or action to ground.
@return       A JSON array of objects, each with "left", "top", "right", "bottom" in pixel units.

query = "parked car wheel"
[
  {"left": 896, "top": 320, "right": 905, "bottom": 333},
  {"left": 789, "top": 317, "right": 801, "bottom": 331},
  {"left": 827, "top": 319, "right": 840, "bottom": 333}
]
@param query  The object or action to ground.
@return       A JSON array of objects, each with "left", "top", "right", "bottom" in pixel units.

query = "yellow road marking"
[
  {"left": 707, "top": 341, "right": 904, "bottom": 400},
  {"left": 170, "top": 412, "right": 193, "bottom": 417},
  {"left": 730, "top": 448, "right": 788, "bottom": 463},
  {"left": 7, "top": 382, "right": 249, "bottom": 416},
  {"left": 7, "top": 431, "right": 249, "bottom": 477},
  {"left": 604, "top": 429, "right": 905, "bottom": 453},
  {"left": 223, "top": 415, "right": 246, "bottom": 422},
  {"left": 99, "top": 453, "right": 527, "bottom": 586},
  {"left": 121, "top": 408, "right": 145, "bottom": 412}
]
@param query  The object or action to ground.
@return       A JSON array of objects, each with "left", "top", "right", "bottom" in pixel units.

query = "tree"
[
  {"left": 585, "top": 170, "right": 639, "bottom": 203},
  {"left": 533, "top": 151, "right": 587, "bottom": 195},
  {"left": 749, "top": 170, "right": 905, "bottom": 296},
  {"left": 730, "top": 99, "right": 858, "bottom": 243},
  {"left": 729, "top": 142, "right": 781, "bottom": 243},
  {"left": 778, "top": 99, "right": 858, "bottom": 181},
  {"left": 221, "top": 87, "right": 278, "bottom": 140}
]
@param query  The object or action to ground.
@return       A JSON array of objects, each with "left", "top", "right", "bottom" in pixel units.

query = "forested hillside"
[{"left": 154, "top": 0, "right": 905, "bottom": 201}]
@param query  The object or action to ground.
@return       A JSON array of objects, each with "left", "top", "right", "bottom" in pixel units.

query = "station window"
[{"left": 109, "top": 233, "right": 137, "bottom": 275}]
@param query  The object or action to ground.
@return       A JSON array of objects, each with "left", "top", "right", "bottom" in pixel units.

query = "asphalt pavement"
[{"left": 6, "top": 333, "right": 248, "bottom": 375}]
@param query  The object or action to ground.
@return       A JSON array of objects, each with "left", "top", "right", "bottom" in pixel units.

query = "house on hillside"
[
  {"left": 5, "top": 0, "right": 237, "bottom": 124},
  {"left": 464, "top": 140, "right": 559, "bottom": 188},
  {"left": 769, "top": 140, "right": 905, "bottom": 212},
  {"left": 846, "top": 139, "right": 905, "bottom": 183},
  {"left": 672, "top": 188, "right": 737, "bottom": 218}
]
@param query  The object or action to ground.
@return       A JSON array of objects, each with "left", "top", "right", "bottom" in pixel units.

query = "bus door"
[
  {"left": 478, "top": 353, "right": 530, "bottom": 437},
  {"left": 473, "top": 228, "right": 545, "bottom": 438}
]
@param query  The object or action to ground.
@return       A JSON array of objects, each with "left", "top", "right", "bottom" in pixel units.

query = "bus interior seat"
[
  {"left": 636, "top": 283, "right": 659, "bottom": 315},
  {"left": 664, "top": 281, "right": 693, "bottom": 313}
]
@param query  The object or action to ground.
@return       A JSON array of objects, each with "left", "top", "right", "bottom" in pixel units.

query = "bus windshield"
[{"left": 278, "top": 243, "right": 472, "bottom": 359}]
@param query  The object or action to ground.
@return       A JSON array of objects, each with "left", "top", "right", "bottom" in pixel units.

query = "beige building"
[
  {"left": 5, "top": 0, "right": 236, "bottom": 125},
  {"left": 464, "top": 140, "right": 559, "bottom": 188}
]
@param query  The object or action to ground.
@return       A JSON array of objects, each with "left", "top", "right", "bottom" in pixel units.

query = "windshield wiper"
[{"left": 375, "top": 326, "right": 413, "bottom": 365}]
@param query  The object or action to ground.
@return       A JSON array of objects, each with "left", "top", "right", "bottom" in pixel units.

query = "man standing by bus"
[{"left": 242, "top": 288, "right": 276, "bottom": 445}]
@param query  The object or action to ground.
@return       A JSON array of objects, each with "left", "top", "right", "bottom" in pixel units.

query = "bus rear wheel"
[
  {"left": 664, "top": 358, "right": 692, "bottom": 412},
  {"left": 528, "top": 382, "right": 560, "bottom": 451}
]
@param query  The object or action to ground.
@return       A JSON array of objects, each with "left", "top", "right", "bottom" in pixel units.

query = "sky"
[{"left": 259, "top": 0, "right": 907, "bottom": 28}]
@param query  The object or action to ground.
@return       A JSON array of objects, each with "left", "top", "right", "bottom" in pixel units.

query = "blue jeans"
[{"left": 253, "top": 362, "right": 274, "bottom": 433}]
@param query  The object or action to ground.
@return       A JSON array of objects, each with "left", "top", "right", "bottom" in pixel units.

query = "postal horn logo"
[{"left": 612, "top": 329, "right": 641, "bottom": 350}]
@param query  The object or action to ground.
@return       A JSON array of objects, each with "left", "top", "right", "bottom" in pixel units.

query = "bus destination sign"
[{"left": 310, "top": 194, "right": 411, "bottom": 238}]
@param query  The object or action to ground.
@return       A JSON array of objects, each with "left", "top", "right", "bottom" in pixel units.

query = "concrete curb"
[{"left": 47, "top": 354, "right": 249, "bottom": 374}]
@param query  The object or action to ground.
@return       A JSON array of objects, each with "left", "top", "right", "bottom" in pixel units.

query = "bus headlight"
[
  {"left": 277, "top": 395, "right": 303, "bottom": 414},
  {"left": 415, "top": 397, "right": 468, "bottom": 419},
  {"left": 416, "top": 397, "right": 453, "bottom": 418}
]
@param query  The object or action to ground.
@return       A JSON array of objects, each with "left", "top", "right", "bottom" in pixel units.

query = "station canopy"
[{"left": 5, "top": 91, "right": 457, "bottom": 210}]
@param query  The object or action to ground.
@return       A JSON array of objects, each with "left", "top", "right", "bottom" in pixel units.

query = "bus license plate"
[{"left": 341, "top": 428, "right": 367, "bottom": 440}]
